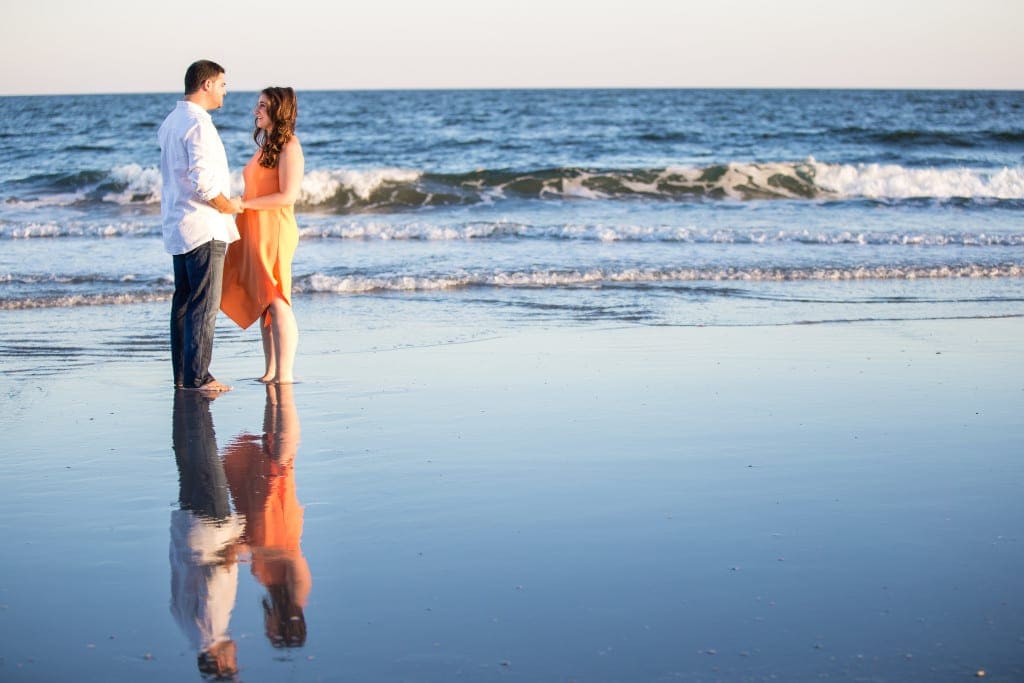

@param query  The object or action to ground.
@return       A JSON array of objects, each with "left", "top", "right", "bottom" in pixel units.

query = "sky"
[{"left": 1, "top": 0, "right": 1022, "bottom": 95}]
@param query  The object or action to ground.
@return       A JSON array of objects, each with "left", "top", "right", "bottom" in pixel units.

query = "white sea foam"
[
  {"left": 102, "top": 164, "right": 162, "bottom": 204},
  {"left": 299, "top": 168, "right": 422, "bottom": 206},
  {"left": 299, "top": 220, "right": 509, "bottom": 241},
  {"left": 0, "top": 291, "right": 171, "bottom": 310},
  {"left": 560, "top": 174, "right": 607, "bottom": 200},
  {"left": 291, "top": 221, "right": 1024, "bottom": 246},
  {"left": 295, "top": 264, "right": 1024, "bottom": 295},
  {"left": 0, "top": 223, "right": 66, "bottom": 238},
  {"left": 810, "top": 161, "right": 1024, "bottom": 199},
  {"left": 0, "top": 222, "right": 158, "bottom": 239},
  {"left": 83, "top": 165, "right": 244, "bottom": 205},
  {"left": 659, "top": 162, "right": 819, "bottom": 199},
  {"left": 654, "top": 161, "right": 1024, "bottom": 200}
]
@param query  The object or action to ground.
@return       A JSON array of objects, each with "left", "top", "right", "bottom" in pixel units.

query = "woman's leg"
[
  {"left": 268, "top": 298, "right": 298, "bottom": 383},
  {"left": 259, "top": 320, "right": 276, "bottom": 383}
]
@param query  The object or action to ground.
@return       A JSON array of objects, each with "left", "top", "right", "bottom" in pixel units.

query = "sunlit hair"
[
  {"left": 255, "top": 87, "right": 298, "bottom": 169},
  {"left": 184, "top": 60, "right": 225, "bottom": 95}
]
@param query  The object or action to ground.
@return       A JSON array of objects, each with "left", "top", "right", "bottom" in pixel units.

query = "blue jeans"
[{"left": 171, "top": 240, "right": 226, "bottom": 388}]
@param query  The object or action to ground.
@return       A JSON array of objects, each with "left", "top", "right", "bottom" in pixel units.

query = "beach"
[
  {"left": 1, "top": 86, "right": 1023, "bottom": 680},
  {"left": 1, "top": 301, "right": 1022, "bottom": 682}
]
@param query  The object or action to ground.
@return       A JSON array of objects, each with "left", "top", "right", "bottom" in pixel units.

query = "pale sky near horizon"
[{"left": 1, "top": 0, "right": 1021, "bottom": 95}]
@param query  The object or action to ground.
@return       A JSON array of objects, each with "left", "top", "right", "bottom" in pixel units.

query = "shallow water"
[{"left": 1, "top": 313, "right": 1022, "bottom": 682}]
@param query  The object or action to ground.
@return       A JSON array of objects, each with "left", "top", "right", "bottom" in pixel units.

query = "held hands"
[{"left": 209, "top": 193, "right": 244, "bottom": 214}]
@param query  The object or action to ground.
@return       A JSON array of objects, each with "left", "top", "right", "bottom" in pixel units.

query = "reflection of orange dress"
[
  {"left": 223, "top": 435, "right": 311, "bottom": 605},
  {"left": 221, "top": 155, "right": 298, "bottom": 329}
]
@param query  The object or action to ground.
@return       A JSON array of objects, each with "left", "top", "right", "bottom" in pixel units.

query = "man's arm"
[{"left": 185, "top": 123, "right": 242, "bottom": 214}]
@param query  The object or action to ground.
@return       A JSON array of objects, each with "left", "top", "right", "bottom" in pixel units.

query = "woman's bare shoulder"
[{"left": 282, "top": 134, "right": 303, "bottom": 158}]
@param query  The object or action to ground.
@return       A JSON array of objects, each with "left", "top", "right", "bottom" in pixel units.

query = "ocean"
[{"left": 1, "top": 88, "right": 1022, "bottom": 328}]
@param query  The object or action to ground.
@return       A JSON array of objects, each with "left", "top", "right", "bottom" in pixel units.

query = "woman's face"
[{"left": 254, "top": 95, "right": 272, "bottom": 132}]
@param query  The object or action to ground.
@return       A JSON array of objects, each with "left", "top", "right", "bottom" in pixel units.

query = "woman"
[{"left": 221, "top": 87, "right": 304, "bottom": 384}]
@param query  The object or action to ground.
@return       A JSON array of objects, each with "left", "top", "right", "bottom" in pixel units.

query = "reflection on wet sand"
[
  {"left": 170, "top": 384, "right": 310, "bottom": 680},
  {"left": 224, "top": 383, "right": 311, "bottom": 649},
  {"left": 169, "top": 391, "right": 243, "bottom": 679}
]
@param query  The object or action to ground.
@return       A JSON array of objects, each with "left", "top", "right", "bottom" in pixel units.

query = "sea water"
[{"left": 1, "top": 89, "right": 1021, "bottom": 330}]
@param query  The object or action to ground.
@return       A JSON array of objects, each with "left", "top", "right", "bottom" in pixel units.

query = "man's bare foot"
[
  {"left": 274, "top": 377, "right": 295, "bottom": 385},
  {"left": 257, "top": 374, "right": 274, "bottom": 383},
  {"left": 189, "top": 379, "right": 232, "bottom": 394}
]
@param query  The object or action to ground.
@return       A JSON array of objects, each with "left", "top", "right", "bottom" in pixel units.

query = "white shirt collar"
[{"left": 180, "top": 99, "right": 211, "bottom": 120}]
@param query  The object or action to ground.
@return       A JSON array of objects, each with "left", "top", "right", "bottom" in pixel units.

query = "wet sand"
[{"left": 1, "top": 307, "right": 1022, "bottom": 682}]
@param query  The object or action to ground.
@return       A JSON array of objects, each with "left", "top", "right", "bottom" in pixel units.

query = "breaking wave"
[{"left": 6, "top": 161, "right": 1022, "bottom": 213}]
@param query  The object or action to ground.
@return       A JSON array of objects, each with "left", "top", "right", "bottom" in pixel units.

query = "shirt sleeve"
[{"left": 183, "top": 121, "right": 222, "bottom": 203}]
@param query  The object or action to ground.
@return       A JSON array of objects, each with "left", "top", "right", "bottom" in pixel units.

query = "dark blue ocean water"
[{"left": 1, "top": 89, "right": 1022, "bottom": 323}]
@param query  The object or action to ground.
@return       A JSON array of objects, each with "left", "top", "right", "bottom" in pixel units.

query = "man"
[{"left": 159, "top": 59, "right": 242, "bottom": 394}]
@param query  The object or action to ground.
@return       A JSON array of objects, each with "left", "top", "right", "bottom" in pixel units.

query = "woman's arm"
[{"left": 240, "top": 137, "right": 305, "bottom": 210}]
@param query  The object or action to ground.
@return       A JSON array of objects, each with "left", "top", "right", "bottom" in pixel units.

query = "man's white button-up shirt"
[{"left": 158, "top": 101, "right": 240, "bottom": 255}]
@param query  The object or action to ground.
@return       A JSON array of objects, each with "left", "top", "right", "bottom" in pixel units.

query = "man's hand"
[{"left": 209, "top": 193, "right": 243, "bottom": 214}]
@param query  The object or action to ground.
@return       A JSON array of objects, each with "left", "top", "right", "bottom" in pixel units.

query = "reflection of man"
[
  {"left": 158, "top": 59, "right": 242, "bottom": 394},
  {"left": 170, "top": 391, "right": 244, "bottom": 679},
  {"left": 224, "top": 383, "right": 311, "bottom": 648}
]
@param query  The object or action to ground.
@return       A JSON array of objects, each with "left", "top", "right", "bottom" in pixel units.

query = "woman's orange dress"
[{"left": 221, "top": 155, "right": 299, "bottom": 329}]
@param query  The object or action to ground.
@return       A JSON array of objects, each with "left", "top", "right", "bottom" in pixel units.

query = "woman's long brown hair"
[{"left": 255, "top": 87, "right": 298, "bottom": 169}]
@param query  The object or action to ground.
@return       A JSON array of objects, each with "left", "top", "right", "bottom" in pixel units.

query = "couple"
[{"left": 159, "top": 59, "right": 303, "bottom": 394}]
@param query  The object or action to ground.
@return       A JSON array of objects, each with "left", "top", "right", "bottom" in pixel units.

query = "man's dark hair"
[{"left": 184, "top": 60, "right": 225, "bottom": 94}]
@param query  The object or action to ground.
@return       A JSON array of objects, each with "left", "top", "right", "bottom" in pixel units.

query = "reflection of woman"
[
  {"left": 221, "top": 87, "right": 304, "bottom": 384},
  {"left": 224, "top": 383, "right": 311, "bottom": 647},
  {"left": 169, "top": 391, "right": 243, "bottom": 679}
]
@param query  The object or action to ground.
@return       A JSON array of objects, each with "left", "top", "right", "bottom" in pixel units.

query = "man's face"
[{"left": 207, "top": 73, "right": 228, "bottom": 110}]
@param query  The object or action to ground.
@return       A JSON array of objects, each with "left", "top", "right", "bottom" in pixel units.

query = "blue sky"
[{"left": 1, "top": 0, "right": 1021, "bottom": 94}]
